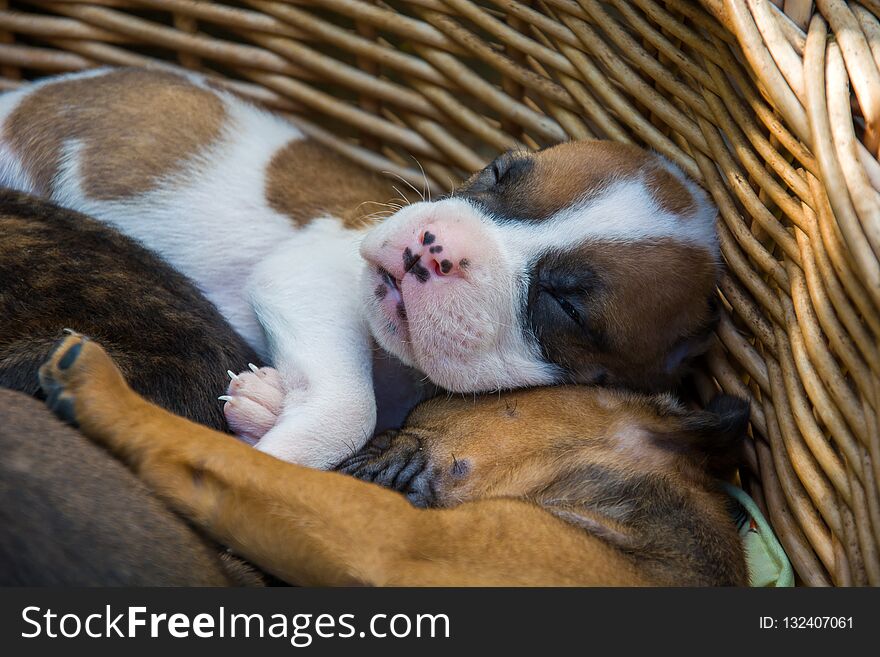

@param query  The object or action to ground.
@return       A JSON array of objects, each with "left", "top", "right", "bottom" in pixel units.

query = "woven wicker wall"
[{"left": 0, "top": 0, "right": 878, "bottom": 587}]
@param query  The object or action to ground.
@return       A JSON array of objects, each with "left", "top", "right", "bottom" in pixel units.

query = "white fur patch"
[
  {"left": 0, "top": 141, "right": 33, "bottom": 193},
  {"left": 359, "top": 197, "right": 562, "bottom": 392},
  {"left": 246, "top": 220, "right": 377, "bottom": 467},
  {"left": 493, "top": 175, "right": 718, "bottom": 272}
]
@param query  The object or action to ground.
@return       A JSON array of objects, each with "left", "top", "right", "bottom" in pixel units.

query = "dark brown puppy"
[
  {"left": 0, "top": 190, "right": 265, "bottom": 585},
  {"left": 0, "top": 390, "right": 261, "bottom": 585},
  {"left": 0, "top": 188, "right": 262, "bottom": 429}
]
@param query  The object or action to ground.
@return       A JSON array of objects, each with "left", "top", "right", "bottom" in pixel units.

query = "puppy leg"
[
  {"left": 244, "top": 229, "right": 377, "bottom": 468},
  {"left": 40, "top": 333, "right": 394, "bottom": 585},
  {"left": 40, "top": 335, "right": 639, "bottom": 586}
]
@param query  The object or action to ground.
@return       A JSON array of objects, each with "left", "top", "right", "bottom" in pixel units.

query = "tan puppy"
[{"left": 39, "top": 333, "right": 748, "bottom": 586}]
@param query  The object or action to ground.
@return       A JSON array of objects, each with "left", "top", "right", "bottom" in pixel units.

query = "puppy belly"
[
  {"left": 53, "top": 190, "right": 280, "bottom": 356},
  {"left": 44, "top": 115, "right": 306, "bottom": 355}
]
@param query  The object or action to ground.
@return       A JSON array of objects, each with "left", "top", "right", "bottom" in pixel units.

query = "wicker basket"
[{"left": 1, "top": 0, "right": 878, "bottom": 587}]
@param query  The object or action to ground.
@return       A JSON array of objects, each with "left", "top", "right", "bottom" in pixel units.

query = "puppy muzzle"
[{"left": 335, "top": 430, "right": 436, "bottom": 508}]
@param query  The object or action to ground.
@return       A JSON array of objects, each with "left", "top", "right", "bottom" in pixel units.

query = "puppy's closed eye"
[
  {"left": 531, "top": 260, "right": 603, "bottom": 336},
  {"left": 475, "top": 151, "right": 531, "bottom": 190},
  {"left": 548, "top": 291, "right": 582, "bottom": 325}
]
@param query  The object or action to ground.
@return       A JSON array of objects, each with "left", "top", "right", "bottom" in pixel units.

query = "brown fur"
[
  {"left": 0, "top": 389, "right": 263, "bottom": 586},
  {"left": 0, "top": 190, "right": 270, "bottom": 586},
  {"left": 457, "top": 140, "right": 697, "bottom": 221},
  {"left": 353, "top": 389, "right": 748, "bottom": 586},
  {"left": 39, "top": 333, "right": 748, "bottom": 587},
  {"left": 265, "top": 139, "right": 395, "bottom": 228},
  {"left": 0, "top": 189, "right": 263, "bottom": 428},
  {"left": 4, "top": 69, "right": 225, "bottom": 199},
  {"left": 7, "top": 68, "right": 393, "bottom": 229},
  {"left": 529, "top": 240, "right": 719, "bottom": 391},
  {"left": 646, "top": 163, "right": 698, "bottom": 216}
]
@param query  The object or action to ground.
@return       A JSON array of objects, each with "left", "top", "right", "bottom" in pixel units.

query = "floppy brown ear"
[{"left": 657, "top": 394, "right": 750, "bottom": 477}]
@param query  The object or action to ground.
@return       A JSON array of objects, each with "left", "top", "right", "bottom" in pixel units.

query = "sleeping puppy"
[
  {"left": 0, "top": 390, "right": 263, "bottom": 586},
  {"left": 0, "top": 189, "right": 265, "bottom": 585},
  {"left": 39, "top": 332, "right": 748, "bottom": 586},
  {"left": 0, "top": 188, "right": 263, "bottom": 428},
  {"left": 0, "top": 68, "right": 721, "bottom": 468}
]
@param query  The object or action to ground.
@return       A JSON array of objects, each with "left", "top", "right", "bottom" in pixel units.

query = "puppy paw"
[
  {"left": 38, "top": 330, "right": 127, "bottom": 427},
  {"left": 221, "top": 364, "right": 287, "bottom": 443}
]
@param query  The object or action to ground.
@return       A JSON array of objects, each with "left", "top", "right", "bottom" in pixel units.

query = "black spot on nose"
[
  {"left": 422, "top": 231, "right": 436, "bottom": 245},
  {"left": 429, "top": 245, "right": 442, "bottom": 254},
  {"left": 440, "top": 259, "right": 453, "bottom": 274},
  {"left": 403, "top": 247, "right": 419, "bottom": 271},
  {"left": 459, "top": 258, "right": 470, "bottom": 269},
  {"left": 411, "top": 262, "right": 430, "bottom": 283},
  {"left": 403, "top": 247, "right": 431, "bottom": 283}
]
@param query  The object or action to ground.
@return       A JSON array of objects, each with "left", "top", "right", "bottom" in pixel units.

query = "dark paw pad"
[
  {"left": 44, "top": 384, "right": 78, "bottom": 427},
  {"left": 52, "top": 397, "right": 78, "bottom": 427},
  {"left": 57, "top": 340, "right": 83, "bottom": 371}
]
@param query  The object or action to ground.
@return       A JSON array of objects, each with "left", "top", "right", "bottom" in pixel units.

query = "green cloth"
[{"left": 723, "top": 482, "right": 794, "bottom": 587}]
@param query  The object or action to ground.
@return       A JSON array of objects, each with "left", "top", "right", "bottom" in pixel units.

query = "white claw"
[
  {"left": 248, "top": 363, "right": 260, "bottom": 373},
  {"left": 227, "top": 370, "right": 239, "bottom": 380},
  {"left": 218, "top": 395, "right": 234, "bottom": 403}
]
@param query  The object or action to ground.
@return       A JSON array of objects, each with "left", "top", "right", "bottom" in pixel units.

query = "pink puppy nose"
[{"left": 418, "top": 225, "right": 470, "bottom": 279}]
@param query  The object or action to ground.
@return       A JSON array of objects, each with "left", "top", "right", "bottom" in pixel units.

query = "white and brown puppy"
[{"left": 0, "top": 68, "right": 720, "bottom": 468}]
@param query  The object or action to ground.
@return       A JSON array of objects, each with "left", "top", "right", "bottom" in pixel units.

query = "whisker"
[
  {"left": 383, "top": 170, "right": 424, "bottom": 202},
  {"left": 410, "top": 156, "right": 431, "bottom": 203},
  {"left": 391, "top": 185, "right": 413, "bottom": 206},
  {"left": 361, "top": 208, "right": 396, "bottom": 218},
  {"left": 364, "top": 201, "right": 403, "bottom": 211},
  {"left": 356, "top": 199, "right": 395, "bottom": 211}
]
